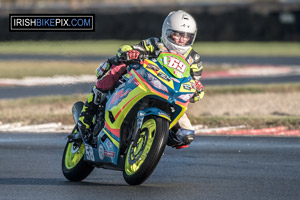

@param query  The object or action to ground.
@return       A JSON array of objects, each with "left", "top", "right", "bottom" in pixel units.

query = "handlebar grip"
[{"left": 108, "top": 52, "right": 151, "bottom": 65}]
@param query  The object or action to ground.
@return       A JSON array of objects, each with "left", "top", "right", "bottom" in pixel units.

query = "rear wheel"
[
  {"left": 62, "top": 130, "right": 94, "bottom": 182},
  {"left": 123, "top": 116, "right": 169, "bottom": 185}
]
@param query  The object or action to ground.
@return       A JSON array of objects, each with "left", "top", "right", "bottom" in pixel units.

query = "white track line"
[{"left": 0, "top": 75, "right": 95, "bottom": 87}]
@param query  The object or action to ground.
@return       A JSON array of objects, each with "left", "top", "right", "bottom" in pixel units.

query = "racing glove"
[
  {"left": 126, "top": 50, "right": 141, "bottom": 60},
  {"left": 191, "top": 80, "right": 205, "bottom": 103}
]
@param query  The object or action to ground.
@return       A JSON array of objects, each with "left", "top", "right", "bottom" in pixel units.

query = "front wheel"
[
  {"left": 123, "top": 116, "right": 169, "bottom": 185},
  {"left": 62, "top": 130, "right": 94, "bottom": 182}
]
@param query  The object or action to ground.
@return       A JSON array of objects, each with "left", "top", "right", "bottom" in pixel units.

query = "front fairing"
[{"left": 105, "top": 52, "right": 196, "bottom": 132}]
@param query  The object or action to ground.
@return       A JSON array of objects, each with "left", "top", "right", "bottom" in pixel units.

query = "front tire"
[
  {"left": 123, "top": 116, "right": 169, "bottom": 185},
  {"left": 62, "top": 130, "right": 94, "bottom": 182}
]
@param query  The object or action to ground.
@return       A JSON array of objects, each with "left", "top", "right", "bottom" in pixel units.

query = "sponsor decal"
[
  {"left": 183, "top": 84, "right": 192, "bottom": 90},
  {"left": 158, "top": 72, "right": 171, "bottom": 81},
  {"left": 99, "top": 137, "right": 116, "bottom": 159},
  {"left": 146, "top": 64, "right": 160, "bottom": 72},
  {"left": 187, "top": 56, "right": 194, "bottom": 65},
  {"left": 104, "top": 151, "right": 116, "bottom": 158},
  {"left": 85, "top": 145, "right": 95, "bottom": 161},
  {"left": 173, "top": 70, "right": 183, "bottom": 78},
  {"left": 98, "top": 144, "right": 105, "bottom": 160},
  {"left": 158, "top": 112, "right": 168, "bottom": 118},
  {"left": 132, "top": 79, "right": 140, "bottom": 87},
  {"left": 106, "top": 140, "right": 113, "bottom": 150},
  {"left": 191, "top": 82, "right": 196, "bottom": 90},
  {"left": 108, "top": 88, "right": 131, "bottom": 108}
]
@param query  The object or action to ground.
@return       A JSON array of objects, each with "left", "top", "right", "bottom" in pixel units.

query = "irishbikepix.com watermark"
[{"left": 9, "top": 14, "right": 95, "bottom": 31}]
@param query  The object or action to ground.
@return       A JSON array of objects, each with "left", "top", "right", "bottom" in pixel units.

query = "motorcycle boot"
[
  {"left": 168, "top": 113, "right": 195, "bottom": 149},
  {"left": 78, "top": 86, "right": 107, "bottom": 144},
  {"left": 167, "top": 128, "right": 195, "bottom": 149}
]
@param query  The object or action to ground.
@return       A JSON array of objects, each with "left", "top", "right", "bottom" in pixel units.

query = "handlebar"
[
  {"left": 108, "top": 52, "right": 154, "bottom": 66},
  {"left": 119, "top": 52, "right": 150, "bottom": 63}
]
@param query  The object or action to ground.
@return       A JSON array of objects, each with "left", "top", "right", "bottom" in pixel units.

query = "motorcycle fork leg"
[{"left": 130, "top": 110, "right": 145, "bottom": 148}]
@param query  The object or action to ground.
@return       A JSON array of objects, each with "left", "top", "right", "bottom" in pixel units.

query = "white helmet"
[{"left": 162, "top": 10, "right": 197, "bottom": 55}]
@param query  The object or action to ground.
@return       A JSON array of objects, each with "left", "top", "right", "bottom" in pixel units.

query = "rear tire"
[
  {"left": 123, "top": 116, "right": 169, "bottom": 185},
  {"left": 62, "top": 131, "right": 94, "bottom": 182}
]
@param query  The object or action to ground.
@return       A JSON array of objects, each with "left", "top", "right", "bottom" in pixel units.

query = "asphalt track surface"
[{"left": 0, "top": 133, "right": 300, "bottom": 200}]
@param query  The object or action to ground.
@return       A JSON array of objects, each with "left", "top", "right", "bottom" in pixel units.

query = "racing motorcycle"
[{"left": 61, "top": 51, "right": 196, "bottom": 185}]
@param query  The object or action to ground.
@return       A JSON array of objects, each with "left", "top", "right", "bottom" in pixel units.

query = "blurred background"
[{"left": 0, "top": 0, "right": 299, "bottom": 41}]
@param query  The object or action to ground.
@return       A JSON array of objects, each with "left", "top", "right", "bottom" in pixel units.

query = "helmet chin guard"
[{"left": 162, "top": 10, "right": 197, "bottom": 55}]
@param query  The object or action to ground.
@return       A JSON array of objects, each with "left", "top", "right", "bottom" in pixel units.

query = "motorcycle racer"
[{"left": 78, "top": 10, "right": 205, "bottom": 148}]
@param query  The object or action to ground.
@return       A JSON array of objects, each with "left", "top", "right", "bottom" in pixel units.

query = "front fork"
[
  {"left": 126, "top": 110, "right": 145, "bottom": 148},
  {"left": 128, "top": 108, "right": 171, "bottom": 148},
  {"left": 67, "top": 101, "right": 85, "bottom": 143}
]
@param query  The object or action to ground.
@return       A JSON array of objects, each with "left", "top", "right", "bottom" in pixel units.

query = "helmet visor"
[{"left": 166, "top": 29, "right": 195, "bottom": 47}]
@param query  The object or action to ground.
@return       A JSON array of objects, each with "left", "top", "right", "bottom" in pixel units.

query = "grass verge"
[
  {"left": 0, "top": 40, "right": 299, "bottom": 57},
  {"left": 0, "top": 60, "right": 244, "bottom": 79},
  {"left": 0, "top": 94, "right": 86, "bottom": 125},
  {"left": 0, "top": 84, "right": 299, "bottom": 130},
  {"left": 0, "top": 61, "right": 98, "bottom": 79}
]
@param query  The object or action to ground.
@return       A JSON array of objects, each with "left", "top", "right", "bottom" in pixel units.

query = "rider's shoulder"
[
  {"left": 143, "top": 37, "right": 160, "bottom": 46},
  {"left": 189, "top": 48, "right": 201, "bottom": 63}
]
